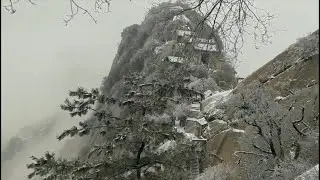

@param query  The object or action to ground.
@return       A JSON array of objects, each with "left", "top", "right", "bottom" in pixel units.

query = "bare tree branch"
[
  {"left": 292, "top": 108, "right": 309, "bottom": 136},
  {"left": 3, "top": 0, "right": 273, "bottom": 60},
  {"left": 64, "top": 0, "right": 98, "bottom": 26}
]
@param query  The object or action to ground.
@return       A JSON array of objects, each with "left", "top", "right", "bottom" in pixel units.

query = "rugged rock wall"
[
  {"left": 100, "top": 2, "right": 232, "bottom": 97},
  {"left": 233, "top": 30, "right": 319, "bottom": 95},
  {"left": 200, "top": 29, "right": 319, "bottom": 180}
]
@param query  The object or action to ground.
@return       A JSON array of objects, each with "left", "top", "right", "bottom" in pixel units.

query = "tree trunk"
[{"left": 136, "top": 142, "right": 145, "bottom": 179}]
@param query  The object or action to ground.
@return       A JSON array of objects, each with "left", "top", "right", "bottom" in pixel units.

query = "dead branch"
[
  {"left": 292, "top": 108, "right": 308, "bottom": 136},
  {"left": 64, "top": 0, "right": 99, "bottom": 25},
  {"left": 4, "top": 0, "right": 273, "bottom": 60},
  {"left": 285, "top": 88, "right": 295, "bottom": 95}
]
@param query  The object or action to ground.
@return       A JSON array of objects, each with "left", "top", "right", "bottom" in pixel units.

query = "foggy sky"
[{"left": 1, "top": 0, "right": 319, "bottom": 144}]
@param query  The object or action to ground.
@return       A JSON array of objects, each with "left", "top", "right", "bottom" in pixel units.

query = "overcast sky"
[{"left": 1, "top": 0, "right": 319, "bottom": 142}]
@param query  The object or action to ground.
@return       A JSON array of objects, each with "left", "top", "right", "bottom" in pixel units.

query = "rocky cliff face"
[
  {"left": 200, "top": 29, "right": 319, "bottom": 180},
  {"left": 58, "top": 2, "right": 237, "bottom": 178},
  {"left": 100, "top": 2, "right": 233, "bottom": 98}
]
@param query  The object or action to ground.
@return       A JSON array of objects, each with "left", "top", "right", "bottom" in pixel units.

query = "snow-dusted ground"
[
  {"left": 157, "top": 140, "right": 177, "bottom": 153},
  {"left": 202, "top": 90, "right": 232, "bottom": 117},
  {"left": 171, "top": 90, "right": 234, "bottom": 142},
  {"left": 174, "top": 119, "right": 207, "bottom": 141},
  {"left": 173, "top": 14, "right": 191, "bottom": 23},
  {"left": 193, "top": 43, "right": 217, "bottom": 52}
]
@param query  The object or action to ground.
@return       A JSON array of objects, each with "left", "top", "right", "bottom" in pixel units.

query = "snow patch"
[
  {"left": 146, "top": 167, "right": 156, "bottom": 173},
  {"left": 157, "top": 140, "right": 176, "bottom": 153},
  {"left": 169, "top": 5, "right": 184, "bottom": 11},
  {"left": 177, "top": 43, "right": 185, "bottom": 47},
  {"left": 274, "top": 96, "right": 286, "bottom": 102},
  {"left": 191, "top": 137, "right": 207, "bottom": 141},
  {"left": 162, "top": 56, "right": 184, "bottom": 63},
  {"left": 194, "top": 38, "right": 215, "bottom": 44},
  {"left": 187, "top": 117, "right": 207, "bottom": 126},
  {"left": 176, "top": 30, "right": 193, "bottom": 36},
  {"left": 269, "top": 75, "right": 275, "bottom": 79},
  {"left": 173, "top": 15, "right": 190, "bottom": 23},
  {"left": 123, "top": 171, "right": 132, "bottom": 178},
  {"left": 194, "top": 43, "right": 217, "bottom": 52},
  {"left": 212, "top": 120, "right": 227, "bottom": 125},
  {"left": 204, "top": 90, "right": 213, "bottom": 98},
  {"left": 154, "top": 46, "right": 162, "bottom": 54},
  {"left": 203, "top": 90, "right": 232, "bottom": 114},
  {"left": 175, "top": 126, "right": 205, "bottom": 141},
  {"left": 230, "top": 128, "right": 245, "bottom": 133},
  {"left": 202, "top": 90, "right": 232, "bottom": 119}
]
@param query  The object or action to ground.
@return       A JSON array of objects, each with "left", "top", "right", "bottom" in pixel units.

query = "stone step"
[{"left": 188, "top": 155, "right": 200, "bottom": 180}]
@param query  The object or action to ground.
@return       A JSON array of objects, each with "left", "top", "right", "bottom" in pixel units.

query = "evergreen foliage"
[{"left": 27, "top": 71, "right": 204, "bottom": 180}]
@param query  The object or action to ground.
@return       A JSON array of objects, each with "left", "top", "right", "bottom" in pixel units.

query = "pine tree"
[{"left": 27, "top": 66, "right": 204, "bottom": 180}]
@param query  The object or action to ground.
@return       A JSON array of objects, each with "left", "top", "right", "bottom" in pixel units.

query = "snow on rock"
[
  {"left": 274, "top": 96, "right": 286, "bottom": 102},
  {"left": 204, "top": 90, "right": 213, "bottom": 98},
  {"left": 154, "top": 46, "right": 162, "bottom": 54},
  {"left": 194, "top": 43, "right": 217, "bottom": 52},
  {"left": 123, "top": 171, "right": 133, "bottom": 178},
  {"left": 157, "top": 140, "right": 177, "bottom": 153},
  {"left": 230, "top": 128, "right": 245, "bottom": 133},
  {"left": 173, "top": 14, "right": 190, "bottom": 23},
  {"left": 269, "top": 75, "right": 275, "bottom": 79},
  {"left": 177, "top": 43, "right": 185, "bottom": 47},
  {"left": 154, "top": 42, "right": 168, "bottom": 54},
  {"left": 204, "top": 120, "right": 228, "bottom": 137},
  {"left": 176, "top": 30, "right": 193, "bottom": 36},
  {"left": 191, "top": 137, "right": 207, "bottom": 141},
  {"left": 202, "top": 90, "right": 232, "bottom": 118},
  {"left": 145, "top": 167, "right": 156, "bottom": 173},
  {"left": 169, "top": 5, "right": 184, "bottom": 11},
  {"left": 287, "top": 30, "right": 319, "bottom": 63},
  {"left": 175, "top": 126, "right": 205, "bottom": 141},
  {"left": 154, "top": 41, "right": 175, "bottom": 54},
  {"left": 163, "top": 56, "right": 184, "bottom": 63},
  {"left": 194, "top": 38, "right": 215, "bottom": 44},
  {"left": 187, "top": 117, "right": 207, "bottom": 126}
]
